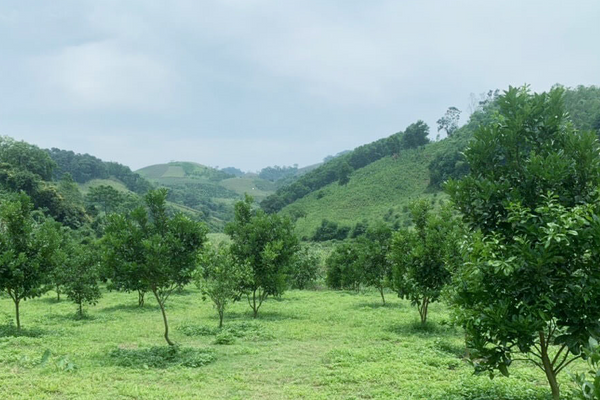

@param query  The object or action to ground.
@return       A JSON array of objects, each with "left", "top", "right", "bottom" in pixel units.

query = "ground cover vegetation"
[{"left": 1, "top": 84, "right": 600, "bottom": 399}]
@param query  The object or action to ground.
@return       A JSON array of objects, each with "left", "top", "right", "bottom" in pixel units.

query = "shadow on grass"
[
  {"left": 386, "top": 320, "right": 457, "bottom": 337},
  {"left": 107, "top": 345, "right": 216, "bottom": 369},
  {"left": 225, "top": 309, "right": 300, "bottom": 321},
  {"left": 353, "top": 301, "right": 403, "bottom": 310},
  {"left": 178, "top": 320, "right": 275, "bottom": 341},
  {"left": 0, "top": 324, "right": 46, "bottom": 338},
  {"left": 100, "top": 303, "right": 159, "bottom": 313}
]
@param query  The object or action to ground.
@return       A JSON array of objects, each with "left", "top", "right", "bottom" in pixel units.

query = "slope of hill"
[
  {"left": 275, "top": 85, "right": 600, "bottom": 240},
  {"left": 137, "top": 161, "right": 277, "bottom": 230},
  {"left": 281, "top": 142, "right": 448, "bottom": 239}
]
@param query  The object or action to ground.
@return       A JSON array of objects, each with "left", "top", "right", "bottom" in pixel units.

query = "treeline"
[
  {"left": 0, "top": 190, "right": 316, "bottom": 345},
  {"left": 0, "top": 137, "right": 89, "bottom": 228},
  {"left": 47, "top": 148, "right": 153, "bottom": 194},
  {"left": 427, "top": 84, "right": 600, "bottom": 189},
  {"left": 261, "top": 120, "right": 430, "bottom": 213}
]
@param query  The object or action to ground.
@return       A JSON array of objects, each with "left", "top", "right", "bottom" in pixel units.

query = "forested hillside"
[{"left": 270, "top": 85, "right": 600, "bottom": 240}]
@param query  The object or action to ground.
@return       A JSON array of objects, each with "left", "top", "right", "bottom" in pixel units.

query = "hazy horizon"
[{"left": 1, "top": 1, "right": 599, "bottom": 171}]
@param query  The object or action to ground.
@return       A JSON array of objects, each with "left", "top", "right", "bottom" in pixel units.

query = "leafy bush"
[
  {"left": 573, "top": 340, "right": 600, "bottom": 399},
  {"left": 213, "top": 331, "right": 236, "bottom": 345},
  {"left": 178, "top": 323, "right": 219, "bottom": 337},
  {"left": 109, "top": 346, "right": 216, "bottom": 369}
]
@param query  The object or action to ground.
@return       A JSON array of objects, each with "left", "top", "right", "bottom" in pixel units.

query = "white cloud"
[{"left": 32, "top": 40, "right": 176, "bottom": 111}]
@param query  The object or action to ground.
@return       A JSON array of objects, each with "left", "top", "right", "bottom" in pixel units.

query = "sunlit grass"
[{"left": 0, "top": 288, "right": 582, "bottom": 399}]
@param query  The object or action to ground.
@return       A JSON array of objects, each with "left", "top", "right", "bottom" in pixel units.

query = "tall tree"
[
  {"left": 436, "top": 107, "right": 461, "bottom": 137},
  {"left": 401, "top": 120, "right": 430, "bottom": 149},
  {"left": 0, "top": 193, "right": 62, "bottom": 329},
  {"left": 225, "top": 195, "right": 299, "bottom": 318},
  {"left": 446, "top": 86, "right": 600, "bottom": 400},
  {"left": 103, "top": 188, "right": 208, "bottom": 345}
]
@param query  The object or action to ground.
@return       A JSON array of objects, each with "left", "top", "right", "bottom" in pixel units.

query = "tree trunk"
[
  {"left": 218, "top": 309, "right": 224, "bottom": 328},
  {"left": 138, "top": 290, "right": 145, "bottom": 307},
  {"left": 78, "top": 302, "right": 83, "bottom": 317},
  {"left": 252, "top": 290, "right": 258, "bottom": 318},
  {"left": 153, "top": 289, "right": 174, "bottom": 346},
  {"left": 56, "top": 285, "right": 61, "bottom": 302},
  {"left": 379, "top": 287, "right": 386, "bottom": 306},
  {"left": 15, "top": 298, "right": 21, "bottom": 330},
  {"left": 419, "top": 297, "right": 429, "bottom": 325},
  {"left": 539, "top": 331, "right": 560, "bottom": 400}
]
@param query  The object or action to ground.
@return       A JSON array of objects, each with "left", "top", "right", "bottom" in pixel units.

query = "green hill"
[
  {"left": 136, "top": 161, "right": 277, "bottom": 230},
  {"left": 281, "top": 141, "right": 449, "bottom": 239},
  {"left": 272, "top": 85, "right": 600, "bottom": 240}
]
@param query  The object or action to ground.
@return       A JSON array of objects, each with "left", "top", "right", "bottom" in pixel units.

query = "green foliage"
[
  {"left": 437, "top": 107, "right": 461, "bottom": 137},
  {"left": 0, "top": 193, "right": 63, "bottom": 329},
  {"left": 103, "top": 188, "right": 208, "bottom": 345},
  {"left": 446, "top": 86, "right": 600, "bottom": 399},
  {"left": 109, "top": 346, "right": 216, "bottom": 369},
  {"left": 213, "top": 331, "right": 236, "bottom": 345},
  {"left": 0, "top": 136, "right": 56, "bottom": 181},
  {"left": 401, "top": 120, "right": 430, "bottom": 149},
  {"left": 63, "top": 240, "right": 102, "bottom": 317},
  {"left": 225, "top": 195, "right": 299, "bottom": 318},
  {"left": 48, "top": 148, "right": 152, "bottom": 194},
  {"left": 259, "top": 165, "right": 298, "bottom": 182},
  {"left": 561, "top": 84, "right": 600, "bottom": 132},
  {"left": 573, "top": 339, "right": 600, "bottom": 399},
  {"left": 312, "top": 219, "right": 350, "bottom": 241},
  {"left": 358, "top": 223, "right": 393, "bottom": 305},
  {"left": 287, "top": 245, "right": 321, "bottom": 290},
  {"left": 195, "top": 244, "right": 250, "bottom": 327},
  {"left": 325, "top": 242, "right": 362, "bottom": 291},
  {"left": 389, "top": 200, "right": 459, "bottom": 323},
  {"left": 261, "top": 123, "right": 417, "bottom": 213}
]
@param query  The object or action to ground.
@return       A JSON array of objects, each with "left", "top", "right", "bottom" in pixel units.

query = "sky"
[{"left": 0, "top": 1, "right": 599, "bottom": 172}]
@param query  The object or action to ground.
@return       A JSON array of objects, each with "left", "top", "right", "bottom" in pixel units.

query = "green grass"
[
  {"left": 283, "top": 146, "right": 447, "bottom": 239},
  {"left": 0, "top": 288, "right": 582, "bottom": 399}
]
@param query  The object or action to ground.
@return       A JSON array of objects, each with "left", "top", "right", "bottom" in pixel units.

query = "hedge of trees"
[{"left": 261, "top": 121, "right": 430, "bottom": 213}]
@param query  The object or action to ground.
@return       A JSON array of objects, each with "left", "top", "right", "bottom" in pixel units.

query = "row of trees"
[
  {"left": 261, "top": 120, "right": 430, "bottom": 213},
  {"left": 0, "top": 188, "right": 306, "bottom": 346},
  {"left": 325, "top": 200, "right": 460, "bottom": 323},
  {"left": 326, "top": 86, "right": 600, "bottom": 399}
]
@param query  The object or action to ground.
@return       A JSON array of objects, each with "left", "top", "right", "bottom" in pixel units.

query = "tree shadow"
[
  {"left": 100, "top": 303, "right": 159, "bottom": 313},
  {"left": 226, "top": 310, "right": 299, "bottom": 321},
  {"left": 353, "top": 301, "right": 403, "bottom": 310},
  {"left": 386, "top": 320, "right": 457, "bottom": 338},
  {"left": 0, "top": 324, "right": 46, "bottom": 338}
]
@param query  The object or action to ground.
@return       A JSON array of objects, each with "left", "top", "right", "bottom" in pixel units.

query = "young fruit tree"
[
  {"left": 446, "top": 86, "right": 600, "bottom": 400},
  {"left": 325, "top": 242, "right": 363, "bottom": 291},
  {"left": 103, "top": 189, "right": 208, "bottom": 345},
  {"left": 0, "top": 193, "right": 62, "bottom": 329},
  {"left": 64, "top": 238, "right": 102, "bottom": 317},
  {"left": 225, "top": 195, "right": 299, "bottom": 318},
  {"left": 389, "top": 200, "right": 458, "bottom": 324},
  {"left": 287, "top": 245, "right": 320, "bottom": 290},
  {"left": 195, "top": 244, "right": 250, "bottom": 328},
  {"left": 358, "top": 223, "right": 393, "bottom": 305}
]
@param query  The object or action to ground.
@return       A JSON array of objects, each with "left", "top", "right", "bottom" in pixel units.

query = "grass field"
[{"left": 0, "top": 288, "right": 583, "bottom": 399}]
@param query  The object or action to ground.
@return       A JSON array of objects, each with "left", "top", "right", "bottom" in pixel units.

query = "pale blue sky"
[{"left": 1, "top": 0, "right": 599, "bottom": 171}]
